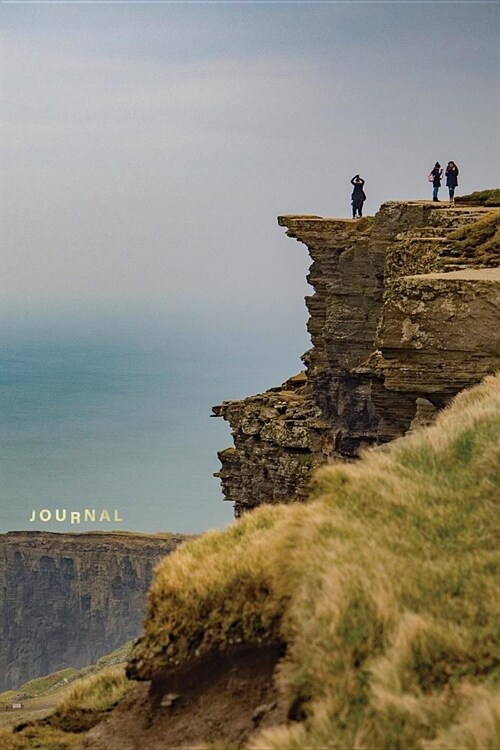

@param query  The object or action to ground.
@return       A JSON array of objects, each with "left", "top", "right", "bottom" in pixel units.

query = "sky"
[{"left": 1, "top": 0, "right": 499, "bottom": 329}]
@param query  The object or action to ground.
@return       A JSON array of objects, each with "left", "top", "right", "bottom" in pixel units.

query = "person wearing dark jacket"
[
  {"left": 430, "top": 162, "right": 443, "bottom": 201},
  {"left": 445, "top": 161, "right": 459, "bottom": 203},
  {"left": 350, "top": 175, "right": 366, "bottom": 218}
]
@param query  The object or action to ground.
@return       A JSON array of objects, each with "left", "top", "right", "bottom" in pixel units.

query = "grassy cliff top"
[
  {"left": 455, "top": 188, "right": 500, "bottom": 207},
  {"left": 128, "top": 372, "right": 500, "bottom": 748}
]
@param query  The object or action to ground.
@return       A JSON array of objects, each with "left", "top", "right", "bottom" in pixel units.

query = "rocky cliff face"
[
  {"left": 0, "top": 531, "right": 185, "bottom": 691},
  {"left": 214, "top": 201, "right": 500, "bottom": 515}
]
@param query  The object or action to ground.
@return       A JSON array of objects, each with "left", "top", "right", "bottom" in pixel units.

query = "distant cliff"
[
  {"left": 0, "top": 531, "right": 186, "bottom": 691},
  {"left": 213, "top": 200, "right": 500, "bottom": 515}
]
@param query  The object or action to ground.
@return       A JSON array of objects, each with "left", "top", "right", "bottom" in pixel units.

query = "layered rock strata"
[
  {"left": 0, "top": 531, "right": 186, "bottom": 691},
  {"left": 214, "top": 202, "right": 500, "bottom": 515}
]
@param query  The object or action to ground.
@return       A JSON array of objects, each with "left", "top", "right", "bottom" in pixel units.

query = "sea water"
[{"left": 0, "top": 312, "right": 308, "bottom": 534}]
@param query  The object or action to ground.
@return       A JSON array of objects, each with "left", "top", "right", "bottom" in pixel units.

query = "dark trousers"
[{"left": 352, "top": 200, "right": 364, "bottom": 218}]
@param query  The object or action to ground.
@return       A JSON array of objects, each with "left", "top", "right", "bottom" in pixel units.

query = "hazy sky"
[{"left": 1, "top": 1, "right": 499, "bottom": 326}]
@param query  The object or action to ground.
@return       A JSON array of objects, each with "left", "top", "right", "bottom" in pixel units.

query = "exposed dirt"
[{"left": 78, "top": 645, "right": 288, "bottom": 750}]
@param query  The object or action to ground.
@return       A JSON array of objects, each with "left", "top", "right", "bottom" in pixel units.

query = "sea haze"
[{"left": 0, "top": 311, "right": 309, "bottom": 534}]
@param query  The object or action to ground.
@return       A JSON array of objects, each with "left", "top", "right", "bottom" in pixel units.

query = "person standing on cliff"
[
  {"left": 445, "top": 161, "right": 459, "bottom": 203},
  {"left": 350, "top": 175, "right": 366, "bottom": 218},
  {"left": 429, "top": 162, "right": 443, "bottom": 201}
]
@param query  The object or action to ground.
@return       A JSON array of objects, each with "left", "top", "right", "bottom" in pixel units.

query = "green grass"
[{"left": 0, "top": 670, "right": 78, "bottom": 705}]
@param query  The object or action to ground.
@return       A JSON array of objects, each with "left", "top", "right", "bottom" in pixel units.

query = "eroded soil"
[{"left": 78, "top": 645, "right": 287, "bottom": 750}]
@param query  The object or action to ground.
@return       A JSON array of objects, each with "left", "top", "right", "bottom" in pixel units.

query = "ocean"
[{"left": 0, "top": 312, "right": 309, "bottom": 534}]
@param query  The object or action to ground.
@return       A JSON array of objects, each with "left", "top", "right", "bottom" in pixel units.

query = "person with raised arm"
[{"left": 350, "top": 174, "right": 366, "bottom": 218}]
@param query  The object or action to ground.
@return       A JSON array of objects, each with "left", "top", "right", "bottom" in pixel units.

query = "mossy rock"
[
  {"left": 455, "top": 188, "right": 500, "bottom": 207},
  {"left": 447, "top": 212, "right": 500, "bottom": 265}
]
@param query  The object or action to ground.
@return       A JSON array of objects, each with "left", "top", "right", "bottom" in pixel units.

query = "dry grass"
[
  {"left": 0, "top": 644, "right": 132, "bottom": 731},
  {"left": 53, "top": 667, "right": 132, "bottom": 717},
  {"left": 131, "top": 372, "right": 500, "bottom": 748},
  {"left": 1, "top": 726, "right": 84, "bottom": 750},
  {"left": 455, "top": 189, "right": 500, "bottom": 207},
  {"left": 0, "top": 668, "right": 133, "bottom": 749},
  {"left": 447, "top": 211, "right": 500, "bottom": 265},
  {"left": 0, "top": 726, "right": 81, "bottom": 750},
  {"left": 41, "top": 667, "right": 133, "bottom": 735}
]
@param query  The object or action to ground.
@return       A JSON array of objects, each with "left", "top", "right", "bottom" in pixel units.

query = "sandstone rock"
[
  {"left": 214, "top": 202, "right": 500, "bottom": 515},
  {"left": 376, "top": 269, "right": 500, "bottom": 402}
]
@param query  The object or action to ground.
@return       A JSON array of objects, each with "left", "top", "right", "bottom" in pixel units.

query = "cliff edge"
[
  {"left": 213, "top": 200, "right": 500, "bottom": 515},
  {"left": 0, "top": 531, "right": 186, "bottom": 691}
]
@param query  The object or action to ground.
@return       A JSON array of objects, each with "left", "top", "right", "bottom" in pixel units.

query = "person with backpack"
[
  {"left": 445, "top": 161, "right": 459, "bottom": 203},
  {"left": 350, "top": 175, "right": 366, "bottom": 218},
  {"left": 429, "top": 162, "right": 443, "bottom": 201}
]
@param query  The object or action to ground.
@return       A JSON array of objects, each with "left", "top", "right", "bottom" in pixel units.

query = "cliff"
[
  {"left": 2, "top": 198, "right": 499, "bottom": 750},
  {"left": 213, "top": 201, "right": 500, "bottom": 515},
  {"left": 0, "top": 531, "right": 186, "bottom": 691}
]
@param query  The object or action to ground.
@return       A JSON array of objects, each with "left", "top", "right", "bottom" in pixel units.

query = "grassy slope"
[
  {"left": 0, "top": 644, "right": 131, "bottom": 730},
  {"left": 0, "top": 668, "right": 133, "bottom": 750},
  {"left": 3, "top": 374, "right": 499, "bottom": 748},
  {"left": 132, "top": 372, "right": 500, "bottom": 749},
  {"left": 0, "top": 646, "right": 134, "bottom": 749}
]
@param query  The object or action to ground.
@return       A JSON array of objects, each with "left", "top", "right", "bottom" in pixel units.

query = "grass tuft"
[
  {"left": 447, "top": 211, "right": 500, "bottom": 265},
  {"left": 43, "top": 668, "right": 133, "bottom": 733}
]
